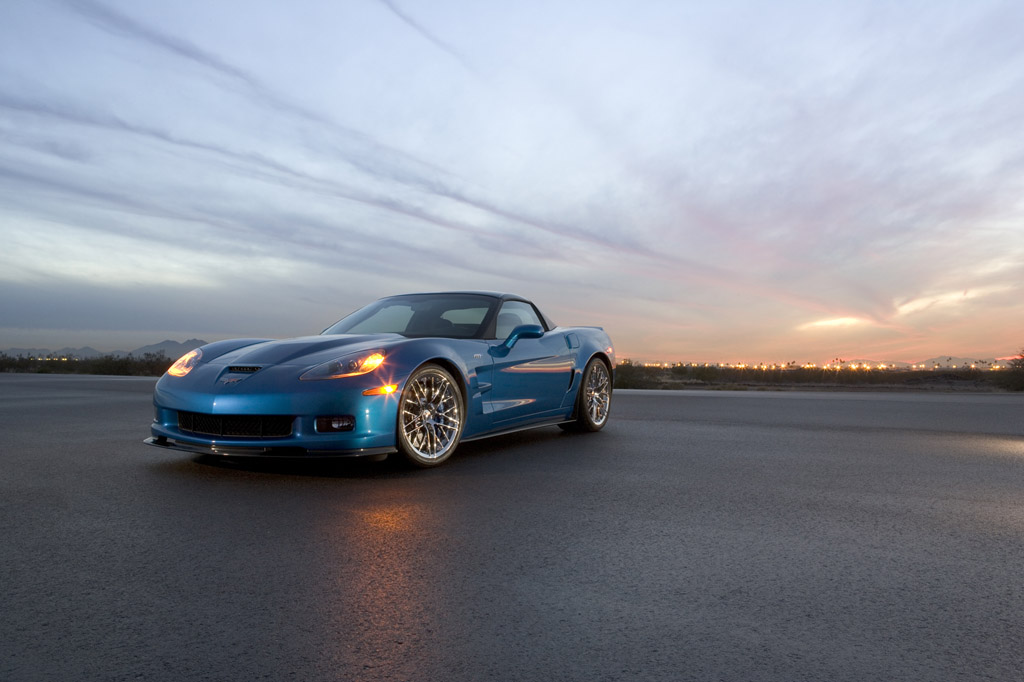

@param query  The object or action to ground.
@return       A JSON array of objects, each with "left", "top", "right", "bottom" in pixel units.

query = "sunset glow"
[{"left": 1, "top": 1, "right": 1022, "bottom": 364}]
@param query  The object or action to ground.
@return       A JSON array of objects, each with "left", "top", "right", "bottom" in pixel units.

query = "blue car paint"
[{"left": 146, "top": 293, "right": 614, "bottom": 458}]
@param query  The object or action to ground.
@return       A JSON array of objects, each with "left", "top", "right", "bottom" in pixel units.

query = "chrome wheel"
[
  {"left": 584, "top": 360, "right": 611, "bottom": 427},
  {"left": 564, "top": 359, "right": 611, "bottom": 432},
  {"left": 397, "top": 364, "right": 463, "bottom": 466}
]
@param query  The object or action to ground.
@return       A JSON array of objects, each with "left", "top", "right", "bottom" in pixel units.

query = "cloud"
[
  {"left": 374, "top": 0, "right": 476, "bottom": 73},
  {"left": 0, "top": 90, "right": 592, "bottom": 265},
  {"left": 60, "top": 0, "right": 457, "bottom": 187},
  {"left": 799, "top": 317, "right": 875, "bottom": 331},
  {"left": 895, "top": 286, "right": 1014, "bottom": 317},
  {"left": 1, "top": 0, "right": 1023, "bottom": 361},
  {"left": 63, "top": 0, "right": 259, "bottom": 88}
]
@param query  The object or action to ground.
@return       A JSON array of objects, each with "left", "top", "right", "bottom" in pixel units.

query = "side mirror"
[{"left": 489, "top": 324, "right": 544, "bottom": 356}]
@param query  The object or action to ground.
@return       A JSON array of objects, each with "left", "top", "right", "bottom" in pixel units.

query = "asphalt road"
[{"left": 2, "top": 374, "right": 1023, "bottom": 682}]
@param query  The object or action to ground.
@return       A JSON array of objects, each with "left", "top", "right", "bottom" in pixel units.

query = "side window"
[
  {"left": 494, "top": 301, "right": 543, "bottom": 339},
  {"left": 440, "top": 306, "right": 490, "bottom": 338}
]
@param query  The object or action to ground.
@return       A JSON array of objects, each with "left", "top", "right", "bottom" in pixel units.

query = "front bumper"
[{"left": 148, "top": 368, "right": 406, "bottom": 457}]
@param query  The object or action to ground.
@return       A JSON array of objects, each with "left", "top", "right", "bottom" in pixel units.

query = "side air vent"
[{"left": 228, "top": 366, "right": 261, "bottom": 373}]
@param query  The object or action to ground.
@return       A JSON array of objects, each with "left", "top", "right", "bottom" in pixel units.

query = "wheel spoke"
[{"left": 425, "top": 423, "right": 435, "bottom": 453}]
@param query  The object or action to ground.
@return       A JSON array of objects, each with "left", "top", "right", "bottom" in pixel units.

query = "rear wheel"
[
  {"left": 396, "top": 364, "right": 464, "bottom": 467},
  {"left": 565, "top": 358, "right": 611, "bottom": 432}
]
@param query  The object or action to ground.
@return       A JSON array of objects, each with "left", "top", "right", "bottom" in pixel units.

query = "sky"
[{"left": 1, "top": 0, "right": 1023, "bottom": 363}]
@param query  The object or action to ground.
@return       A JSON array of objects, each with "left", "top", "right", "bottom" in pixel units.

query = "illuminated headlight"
[
  {"left": 167, "top": 348, "right": 202, "bottom": 377},
  {"left": 300, "top": 350, "right": 385, "bottom": 381}
]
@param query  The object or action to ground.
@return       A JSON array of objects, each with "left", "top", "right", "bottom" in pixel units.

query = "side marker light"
[{"left": 363, "top": 384, "right": 398, "bottom": 396}]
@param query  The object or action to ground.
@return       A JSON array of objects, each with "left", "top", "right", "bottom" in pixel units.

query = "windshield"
[{"left": 322, "top": 294, "right": 498, "bottom": 339}]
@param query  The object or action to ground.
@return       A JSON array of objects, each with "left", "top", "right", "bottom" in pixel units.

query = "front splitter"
[{"left": 143, "top": 437, "right": 395, "bottom": 459}]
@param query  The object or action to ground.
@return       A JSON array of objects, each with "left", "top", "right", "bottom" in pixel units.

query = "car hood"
[{"left": 209, "top": 334, "right": 403, "bottom": 367}]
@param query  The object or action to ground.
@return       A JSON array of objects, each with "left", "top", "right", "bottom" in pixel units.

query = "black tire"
[
  {"left": 396, "top": 364, "right": 464, "bottom": 467},
  {"left": 566, "top": 358, "right": 612, "bottom": 432}
]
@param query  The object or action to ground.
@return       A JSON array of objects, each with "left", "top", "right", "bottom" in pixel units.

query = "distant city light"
[{"left": 623, "top": 358, "right": 1007, "bottom": 371}]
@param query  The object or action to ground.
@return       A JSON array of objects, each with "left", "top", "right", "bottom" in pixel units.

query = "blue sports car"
[{"left": 145, "top": 292, "right": 614, "bottom": 467}]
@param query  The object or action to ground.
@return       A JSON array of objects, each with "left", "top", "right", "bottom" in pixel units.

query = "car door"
[{"left": 486, "top": 301, "right": 574, "bottom": 424}]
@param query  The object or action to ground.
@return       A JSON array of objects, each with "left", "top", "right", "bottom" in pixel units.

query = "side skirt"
[{"left": 461, "top": 418, "right": 574, "bottom": 444}]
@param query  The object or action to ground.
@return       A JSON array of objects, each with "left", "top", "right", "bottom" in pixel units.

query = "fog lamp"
[{"left": 316, "top": 415, "right": 355, "bottom": 433}]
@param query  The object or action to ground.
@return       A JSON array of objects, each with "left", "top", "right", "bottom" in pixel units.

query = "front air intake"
[{"left": 177, "top": 411, "right": 293, "bottom": 438}]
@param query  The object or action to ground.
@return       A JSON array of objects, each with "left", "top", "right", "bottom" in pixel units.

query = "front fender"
[{"left": 384, "top": 339, "right": 489, "bottom": 388}]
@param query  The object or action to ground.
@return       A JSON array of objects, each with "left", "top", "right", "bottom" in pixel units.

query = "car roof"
[{"left": 384, "top": 291, "right": 529, "bottom": 302}]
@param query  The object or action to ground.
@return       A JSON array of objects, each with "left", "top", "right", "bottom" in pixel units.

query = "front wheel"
[
  {"left": 396, "top": 364, "right": 464, "bottom": 467},
  {"left": 565, "top": 358, "right": 612, "bottom": 432}
]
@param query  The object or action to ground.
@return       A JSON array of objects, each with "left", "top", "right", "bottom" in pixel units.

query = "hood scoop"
[{"left": 228, "top": 365, "right": 261, "bottom": 373}]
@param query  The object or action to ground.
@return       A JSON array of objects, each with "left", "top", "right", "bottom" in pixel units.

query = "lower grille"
[{"left": 177, "top": 411, "right": 294, "bottom": 438}]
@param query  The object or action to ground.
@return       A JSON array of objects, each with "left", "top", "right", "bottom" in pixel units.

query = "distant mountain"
[
  {"left": 1, "top": 339, "right": 207, "bottom": 359},
  {"left": 915, "top": 356, "right": 1001, "bottom": 368},
  {"left": 2, "top": 346, "right": 121, "bottom": 359},
  {"left": 131, "top": 339, "right": 206, "bottom": 359},
  {"left": 828, "top": 358, "right": 910, "bottom": 368},
  {"left": 830, "top": 356, "right": 1001, "bottom": 369},
  {"left": 55, "top": 346, "right": 106, "bottom": 359},
  {"left": 4, "top": 347, "right": 61, "bottom": 358}
]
